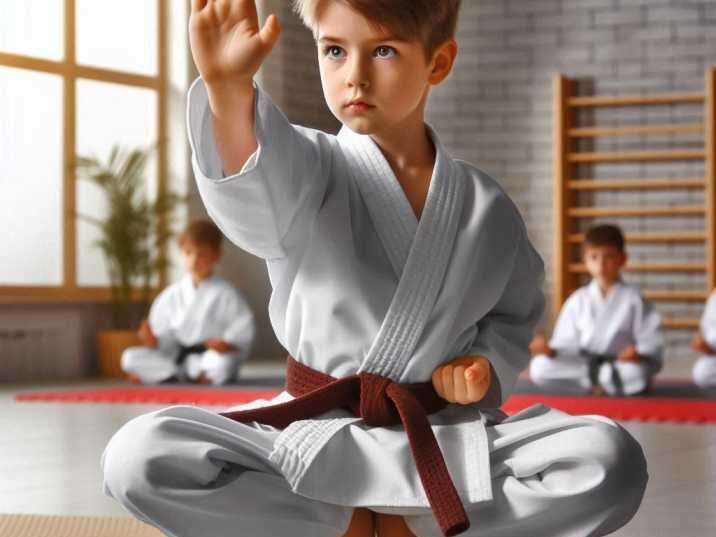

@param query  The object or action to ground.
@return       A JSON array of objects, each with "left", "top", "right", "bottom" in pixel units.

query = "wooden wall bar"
[{"left": 553, "top": 68, "right": 716, "bottom": 329}]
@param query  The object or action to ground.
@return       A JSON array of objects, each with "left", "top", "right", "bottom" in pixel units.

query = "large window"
[{"left": 0, "top": 0, "right": 185, "bottom": 301}]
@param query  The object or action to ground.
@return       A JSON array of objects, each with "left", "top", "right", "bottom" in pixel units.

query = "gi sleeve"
[
  {"left": 700, "top": 291, "right": 716, "bottom": 349},
  {"left": 187, "top": 77, "right": 331, "bottom": 260},
  {"left": 633, "top": 294, "right": 664, "bottom": 364},
  {"left": 548, "top": 292, "right": 582, "bottom": 357},
  {"left": 467, "top": 228, "right": 546, "bottom": 406},
  {"left": 221, "top": 288, "right": 256, "bottom": 361}
]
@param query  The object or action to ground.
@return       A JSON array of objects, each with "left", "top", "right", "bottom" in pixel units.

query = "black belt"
[
  {"left": 175, "top": 344, "right": 207, "bottom": 366},
  {"left": 580, "top": 350, "right": 624, "bottom": 395}
]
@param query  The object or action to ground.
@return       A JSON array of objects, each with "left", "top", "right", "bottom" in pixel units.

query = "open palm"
[{"left": 189, "top": 0, "right": 280, "bottom": 85}]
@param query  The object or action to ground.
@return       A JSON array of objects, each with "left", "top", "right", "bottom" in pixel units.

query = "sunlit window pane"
[
  {"left": 0, "top": 67, "right": 63, "bottom": 285},
  {"left": 76, "top": 0, "right": 157, "bottom": 76},
  {"left": 75, "top": 79, "right": 157, "bottom": 287},
  {"left": 0, "top": 0, "right": 64, "bottom": 61}
]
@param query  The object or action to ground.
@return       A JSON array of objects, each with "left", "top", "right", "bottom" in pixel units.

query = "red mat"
[
  {"left": 14, "top": 387, "right": 281, "bottom": 406},
  {"left": 14, "top": 387, "right": 716, "bottom": 423},
  {"left": 502, "top": 394, "right": 716, "bottom": 424}
]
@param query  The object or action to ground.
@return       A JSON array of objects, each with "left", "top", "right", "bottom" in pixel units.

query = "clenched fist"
[
  {"left": 431, "top": 355, "right": 492, "bottom": 405},
  {"left": 189, "top": 0, "right": 281, "bottom": 87},
  {"left": 691, "top": 333, "right": 713, "bottom": 354},
  {"left": 137, "top": 319, "right": 157, "bottom": 348},
  {"left": 205, "top": 338, "right": 235, "bottom": 353},
  {"left": 617, "top": 344, "right": 641, "bottom": 363}
]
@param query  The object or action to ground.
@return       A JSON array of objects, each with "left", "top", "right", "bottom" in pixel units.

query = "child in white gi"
[
  {"left": 530, "top": 224, "right": 664, "bottom": 396},
  {"left": 102, "top": 2, "right": 648, "bottom": 537},
  {"left": 690, "top": 289, "right": 716, "bottom": 388},
  {"left": 121, "top": 219, "right": 255, "bottom": 385}
]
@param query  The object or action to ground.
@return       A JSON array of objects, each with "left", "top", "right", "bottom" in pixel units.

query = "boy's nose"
[{"left": 345, "top": 58, "right": 369, "bottom": 89}]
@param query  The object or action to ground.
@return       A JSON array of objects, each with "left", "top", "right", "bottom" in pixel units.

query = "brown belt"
[{"left": 220, "top": 356, "right": 470, "bottom": 536}]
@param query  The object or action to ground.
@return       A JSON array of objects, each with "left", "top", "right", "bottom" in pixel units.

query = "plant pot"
[{"left": 97, "top": 330, "right": 141, "bottom": 378}]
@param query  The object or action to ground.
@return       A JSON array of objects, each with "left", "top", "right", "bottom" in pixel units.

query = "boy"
[
  {"left": 690, "top": 289, "right": 716, "bottom": 388},
  {"left": 530, "top": 224, "right": 664, "bottom": 396},
  {"left": 102, "top": 3, "right": 647, "bottom": 537},
  {"left": 121, "top": 219, "right": 255, "bottom": 385}
]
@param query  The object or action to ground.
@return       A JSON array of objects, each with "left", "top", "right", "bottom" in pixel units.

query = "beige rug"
[{"left": 0, "top": 514, "right": 165, "bottom": 537}]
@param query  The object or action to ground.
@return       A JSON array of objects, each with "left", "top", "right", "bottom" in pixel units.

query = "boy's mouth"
[{"left": 345, "top": 100, "right": 375, "bottom": 112}]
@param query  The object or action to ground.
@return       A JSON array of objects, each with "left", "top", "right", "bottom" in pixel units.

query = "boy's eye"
[
  {"left": 323, "top": 45, "right": 345, "bottom": 59},
  {"left": 374, "top": 46, "right": 396, "bottom": 58}
]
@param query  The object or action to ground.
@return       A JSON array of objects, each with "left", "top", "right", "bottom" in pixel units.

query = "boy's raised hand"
[
  {"left": 189, "top": 0, "right": 280, "bottom": 88},
  {"left": 432, "top": 355, "right": 491, "bottom": 405}
]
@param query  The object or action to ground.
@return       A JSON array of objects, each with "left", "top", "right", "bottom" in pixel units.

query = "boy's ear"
[{"left": 428, "top": 38, "right": 458, "bottom": 86}]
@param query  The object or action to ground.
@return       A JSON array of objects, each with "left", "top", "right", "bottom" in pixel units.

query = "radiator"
[{"left": 0, "top": 312, "right": 83, "bottom": 382}]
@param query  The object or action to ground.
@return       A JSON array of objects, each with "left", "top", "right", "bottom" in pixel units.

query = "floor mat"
[
  {"left": 502, "top": 393, "right": 716, "bottom": 423},
  {"left": 14, "top": 386, "right": 281, "bottom": 406},
  {"left": 0, "top": 514, "right": 163, "bottom": 537},
  {"left": 513, "top": 378, "right": 716, "bottom": 398},
  {"left": 14, "top": 384, "right": 716, "bottom": 423}
]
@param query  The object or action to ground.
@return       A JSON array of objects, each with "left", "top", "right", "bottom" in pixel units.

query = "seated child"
[
  {"left": 691, "top": 289, "right": 716, "bottom": 388},
  {"left": 530, "top": 224, "right": 664, "bottom": 395},
  {"left": 102, "top": 3, "right": 648, "bottom": 537},
  {"left": 121, "top": 219, "right": 255, "bottom": 385}
]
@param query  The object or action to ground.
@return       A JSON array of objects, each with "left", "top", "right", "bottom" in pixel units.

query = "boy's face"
[
  {"left": 180, "top": 240, "right": 220, "bottom": 282},
  {"left": 314, "top": 2, "right": 455, "bottom": 136},
  {"left": 583, "top": 244, "right": 626, "bottom": 286}
]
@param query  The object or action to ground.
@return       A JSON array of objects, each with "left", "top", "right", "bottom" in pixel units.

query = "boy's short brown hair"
[
  {"left": 292, "top": 0, "right": 462, "bottom": 59},
  {"left": 179, "top": 219, "right": 223, "bottom": 252},
  {"left": 583, "top": 224, "right": 625, "bottom": 253}
]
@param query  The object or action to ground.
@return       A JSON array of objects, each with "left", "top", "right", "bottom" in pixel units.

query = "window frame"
[{"left": 0, "top": 0, "right": 169, "bottom": 303}]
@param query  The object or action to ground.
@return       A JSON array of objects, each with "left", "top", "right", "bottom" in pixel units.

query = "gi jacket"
[{"left": 187, "top": 78, "right": 545, "bottom": 508}]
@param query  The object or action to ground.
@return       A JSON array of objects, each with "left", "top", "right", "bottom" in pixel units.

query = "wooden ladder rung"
[
  {"left": 568, "top": 232, "right": 706, "bottom": 243},
  {"left": 662, "top": 318, "right": 700, "bottom": 329},
  {"left": 568, "top": 205, "right": 705, "bottom": 218},
  {"left": 643, "top": 291, "right": 708, "bottom": 301},
  {"left": 568, "top": 150, "right": 705, "bottom": 163},
  {"left": 569, "top": 262, "right": 706, "bottom": 273},
  {"left": 568, "top": 178, "right": 705, "bottom": 190},
  {"left": 568, "top": 124, "right": 704, "bottom": 138},
  {"left": 567, "top": 92, "right": 704, "bottom": 108}
]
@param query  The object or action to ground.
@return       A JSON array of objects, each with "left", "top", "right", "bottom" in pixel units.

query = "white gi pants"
[
  {"left": 121, "top": 346, "right": 241, "bottom": 385},
  {"left": 529, "top": 354, "right": 656, "bottom": 395},
  {"left": 101, "top": 404, "right": 647, "bottom": 537},
  {"left": 692, "top": 355, "right": 716, "bottom": 388}
]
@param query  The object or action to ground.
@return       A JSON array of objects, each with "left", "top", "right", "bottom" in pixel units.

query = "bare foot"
[
  {"left": 590, "top": 385, "right": 605, "bottom": 397},
  {"left": 375, "top": 514, "right": 418, "bottom": 537},
  {"left": 341, "top": 508, "right": 374, "bottom": 537},
  {"left": 194, "top": 372, "right": 211, "bottom": 385},
  {"left": 127, "top": 373, "right": 142, "bottom": 385}
]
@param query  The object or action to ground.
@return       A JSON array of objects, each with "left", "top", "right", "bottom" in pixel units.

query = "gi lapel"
[
  {"left": 338, "top": 126, "right": 465, "bottom": 380},
  {"left": 175, "top": 274, "right": 200, "bottom": 335},
  {"left": 583, "top": 279, "right": 623, "bottom": 353}
]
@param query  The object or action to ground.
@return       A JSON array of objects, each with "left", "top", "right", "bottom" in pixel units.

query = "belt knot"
[{"left": 358, "top": 372, "right": 399, "bottom": 426}]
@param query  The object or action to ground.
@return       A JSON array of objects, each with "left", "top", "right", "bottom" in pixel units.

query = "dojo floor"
[{"left": 1, "top": 361, "right": 715, "bottom": 536}]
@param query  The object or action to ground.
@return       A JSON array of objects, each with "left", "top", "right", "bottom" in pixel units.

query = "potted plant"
[{"left": 75, "top": 144, "right": 185, "bottom": 377}]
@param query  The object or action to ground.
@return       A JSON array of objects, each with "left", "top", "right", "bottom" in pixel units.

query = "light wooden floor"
[{"left": 1, "top": 363, "right": 715, "bottom": 536}]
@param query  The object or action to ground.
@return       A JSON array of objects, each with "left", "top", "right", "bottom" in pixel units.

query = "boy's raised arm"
[{"left": 189, "top": 0, "right": 280, "bottom": 175}]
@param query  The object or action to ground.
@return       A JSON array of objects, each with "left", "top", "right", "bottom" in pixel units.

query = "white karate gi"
[
  {"left": 121, "top": 273, "right": 255, "bottom": 385},
  {"left": 530, "top": 279, "right": 664, "bottom": 395},
  {"left": 102, "top": 79, "right": 648, "bottom": 537},
  {"left": 693, "top": 289, "right": 716, "bottom": 388}
]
